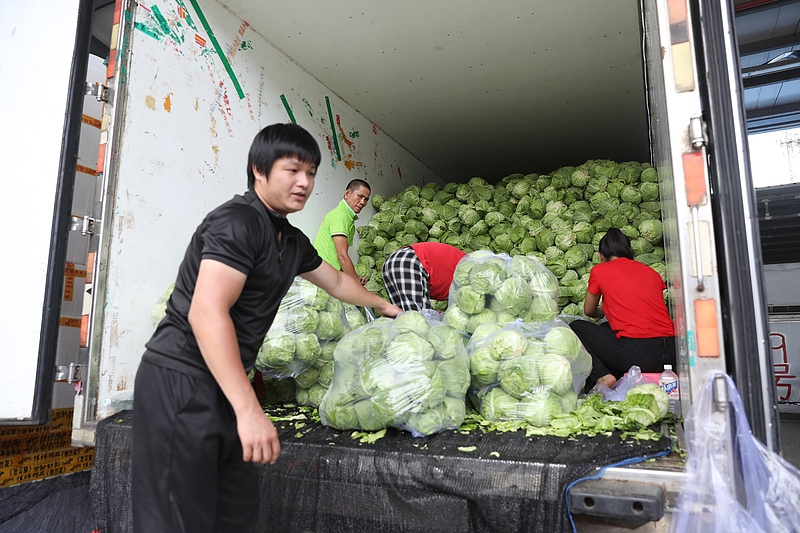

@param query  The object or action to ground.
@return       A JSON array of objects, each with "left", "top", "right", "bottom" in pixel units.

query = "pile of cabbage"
[
  {"left": 319, "top": 310, "right": 471, "bottom": 437},
  {"left": 444, "top": 251, "right": 560, "bottom": 335},
  {"left": 466, "top": 320, "right": 592, "bottom": 427},
  {"left": 355, "top": 159, "right": 664, "bottom": 312},
  {"left": 254, "top": 277, "right": 367, "bottom": 408}
]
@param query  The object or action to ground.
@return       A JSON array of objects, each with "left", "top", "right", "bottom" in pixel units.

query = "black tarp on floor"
[
  {"left": 91, "top": 407, "right": 671, "bottom": 533},
  {"left": 0, "top": 470, "right": 93, "bottom": 533}
]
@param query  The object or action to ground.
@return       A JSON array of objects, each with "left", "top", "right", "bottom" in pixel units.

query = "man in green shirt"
[{"left": 313, "top": 179, "right": 371, "bottom": 284}]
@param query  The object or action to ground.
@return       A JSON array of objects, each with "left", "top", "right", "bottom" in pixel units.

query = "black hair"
[
  {"left": 346, "top": 179, "right": 371, "bottom": 192},
  {"left": 247, "top": 124, "right": 321, "bottom": 189},
  {"left": 598, "top": 227, "right": 634, "bottom": 260}
]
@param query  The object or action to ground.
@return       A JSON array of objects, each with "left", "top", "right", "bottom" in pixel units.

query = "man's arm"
[
  {"left": 583, "top": 291, "right": 605, "bottom": 319},
  {"left": 333, "top": 235, "right": 367, "bottom": 285},
  {"left": 188, "top": 259, "right": 281, "bottom": 464},
  {"left": 301, "top": 260, "right": 401, "bottom": 317}
]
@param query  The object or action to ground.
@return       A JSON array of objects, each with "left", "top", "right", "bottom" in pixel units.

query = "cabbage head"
[
  {"left": 628, "top": 383, "right": 670, "bottom": 418},
  {"left": 427, "top": 325, "right": 466, "bottom": 360},
  {"left": 317, "top": 361, "right": 334, "bottom": 387},
  {"left": 630, "top": 237, "right": 655, "bottom": 256},
  {"left": 479, "top": 387, "right": 521, "bottom": 421},
  {"left": 620, "top": 225, "right": 640, "bottom": 240},
  {"left": 453, "top": 260, "right": 477, "bottom": 286},
  {"left": 535, "top": 228, "right": 556, "bottom": 252},
  {"left": 469, "top": 259, "right": 508, "bottom": 295},
  {"left": 571, "top": 167, "right": 591, "bottom": 188},
  {"left": 639, "top": 219, "right": 663, "bottom": 244},
  {"left": 498, "top": 356, "right": 539, "bottom": 398},
  {"left": 485, "top": 211, "right": 505, "bottom": 228},
  {"left": 437, "top": 359, "right": 471, "bottom": 397},
  {"left": 554, "top": 231, "right": 577, "bottom": 252},
  {"left": 469, "top": 347, "right": 502, "bottom": 389},
  {"left": 621, "top": 185, "right": 643, "bottom": 204},
  {"left": 640, "top": 182, "right": 660, "bottom": 202},
  {"left": 493, "top": 276, "right": 533, "bottom": 315},
  {"left": 457, "top": 286, "right": 486, "bottom": 314},
  {"left": 561, "top": 390, "right": 579, "bottom": 413},
  {"left": 444, "top": 306, "right": 470, "bottom": 334},
  {"left": 489, "top": 329, "right": 528, "bottom": 360},
  {"left": 522, "top": 389, "right": 564, "bottom": 427},
  {"left": 563, "top": 247, "right": 588, "bottom": 270},
  {"left": 459, "top": 208, "right": 481, "bottom": 226},
  {"left": 470, "top": 322, "right": 505, "bottom": 346},
  {"left": 406, "top": 405, "right": 447, "bottom": 436},
  {"left": 394, "top": 310, "right": 430, "bottom": 336},
  {"left": 442, "top": 395, "right": 467, "bottom": 427},
  {"left": 535, "top": 353, "right": 573, "bottom": 395},
  {"left": 385, "top": 332, "right": 435, "bottom": 365},
  {"left": 256, "top": 335, "right": 295, "bottom": 370},
  {"left": 523, "top": 294, "right": 558, "bottom": 322},
  {"left": 316, "top": 310, "right": 344, "bottom": 341},
  {"left": 572, "top": 222, "right": 594, "bottom": 244},
  {"left": 509, "top": 255, "right": 543, "bottom": 279},
  {"left": 283, "top": 307, "right": 319, "bottom": 334},
  {"left": 544, "top": 326, "right": 582, "bottom": 359},
  {"left": 354, "top": 399, "right": 385, "bottom": 431},
  {"left": 321, "top": 403, "right": 359, "bottom": 430},
  {"left": 466, "top": 309, "right": 497, "bottom": 334},
  {"left": 294, "top": 366, "right": 319, "bottom": 389},
  {"left": 295, "top": 333, "right": 321, "bottom": 364},
  {"left": 639, "top": 201, "right": 662, "bottom": 213}
]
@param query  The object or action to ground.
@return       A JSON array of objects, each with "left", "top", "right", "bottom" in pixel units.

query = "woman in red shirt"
[{"left": 570, "top": 228, "right": 676, "bottom": 391}]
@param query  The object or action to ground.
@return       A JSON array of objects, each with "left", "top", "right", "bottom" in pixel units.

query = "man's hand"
[
  {"left": 358, "top": 276, "right": 369, "bottom": 286},
  {"left": 376, "top": 301, "right": 402, "bottom": 318},
  {"left": 237, "top": 405, "right": 281, "bottom": 464}
]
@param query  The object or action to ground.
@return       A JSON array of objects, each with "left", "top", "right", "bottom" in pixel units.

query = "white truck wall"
[
  {"left": 0, "top": 0, "right": 81, "bottom": 420},
  {"left": 94, "top": 0, "right": 440, "bottom": 418}
]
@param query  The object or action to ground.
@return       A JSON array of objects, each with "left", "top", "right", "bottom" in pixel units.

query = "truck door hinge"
[
  {"left": 70, "top": 215, "right": 98, "bottom": 236},
  {"left": 85, "top": 82, "right": 109, "bottom": 102},
  {"left": 54, "top": 363, "right": 81, "bottom": 384},
  {"left": 689, "top": 116, "right": 706, "bottom": 149}
]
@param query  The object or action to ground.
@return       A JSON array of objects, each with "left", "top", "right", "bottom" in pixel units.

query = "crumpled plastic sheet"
[{"left": 670, "top": 372, "right": 800, "bottom": 533}]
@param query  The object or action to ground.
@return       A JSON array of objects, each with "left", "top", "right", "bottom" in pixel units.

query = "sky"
[{"left": 748, "top": 127, "right": 800, "bottom": 189}]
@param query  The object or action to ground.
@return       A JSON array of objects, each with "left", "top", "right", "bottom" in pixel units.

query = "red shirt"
[
  {"left": 587, "top": 257, "right": 674, "bottom": 339},
  {"left": 410, "top": 243, "right": 466, "bottom": 301}
]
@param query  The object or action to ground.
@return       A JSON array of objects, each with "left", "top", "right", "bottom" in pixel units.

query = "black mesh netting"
[
  {"left": 0, "top": 470, "right": 92, "bottom": 533},
  {"left": 91, "top": 407, "right": 671, "bottom": 533}
]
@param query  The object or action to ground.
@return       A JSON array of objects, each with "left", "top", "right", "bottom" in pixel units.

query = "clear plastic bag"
[
  {"left": 255, "top": 277, "right": 363, "bottom": 380},
  {"left": 465, "top": 319, "right": 592, "bottom": 426},
  {"left": 319, "top": 310, "right": 471, "bottom": 437},
  {"left": 588, "top": 365, "right": 645, "bottom": 401},
  {"left": 443, "top": 251, "right": 560, "bottom": 335},
  {"left": 670, "top": 372, "right": 800, "bottom": 533}
]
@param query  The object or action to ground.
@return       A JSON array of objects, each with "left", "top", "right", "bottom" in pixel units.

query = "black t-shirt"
[{"left": 143, "top": 189, "right": 322, "bottom": 380}]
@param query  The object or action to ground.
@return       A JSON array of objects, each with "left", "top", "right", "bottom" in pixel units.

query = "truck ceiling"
[{"left": 89, "top": 1, "right": 800, "bottom": 179}]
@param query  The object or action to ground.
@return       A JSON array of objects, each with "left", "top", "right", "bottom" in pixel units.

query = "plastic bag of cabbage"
[
  {"left": 444, "top": 251, "right": 559, "bottom": 335},
  {"left": 467, "top": 320, "right": 592, "bottom": 426},
  {"left": 319, "top": 310, "right": 471, "bottom": 437},
  {"left": 254, "top": 276, "right": 367, "bottom": 381}
]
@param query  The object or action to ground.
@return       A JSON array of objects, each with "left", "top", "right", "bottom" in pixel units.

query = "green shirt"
[{"left": 313, "top": 199, "right": 357, "bottom": 270}]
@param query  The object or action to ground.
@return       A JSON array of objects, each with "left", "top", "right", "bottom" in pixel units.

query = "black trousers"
[
  {"left": 132, "top": 359, "right": 259, "bottom": 533},
  {"left": 569, "top": 320, "right": 676, "bottom": 391}
]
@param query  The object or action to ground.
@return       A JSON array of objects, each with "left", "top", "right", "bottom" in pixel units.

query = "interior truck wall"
[
  {"left": 0, "top": 1, "right": 82, "bottom": 420},
  {"left": 93, "top": 0, "right": 440, "bottom": 419}
]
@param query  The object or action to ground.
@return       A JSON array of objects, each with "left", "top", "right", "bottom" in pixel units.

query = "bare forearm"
[
  {"left": 189, "top": 308, "right": 260, "bottom": 415},
  {"left": 338, "top": 253, "right": 360, "bottom": 282}
]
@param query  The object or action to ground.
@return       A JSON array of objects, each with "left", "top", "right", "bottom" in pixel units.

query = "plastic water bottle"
[{"left": 659, "top": 364, "right": 680, "bottom": 415}]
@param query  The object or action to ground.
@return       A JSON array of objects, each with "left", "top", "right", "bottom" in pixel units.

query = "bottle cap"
[{"left": 664, "top": 364, "right": 672, "bottom": 371}]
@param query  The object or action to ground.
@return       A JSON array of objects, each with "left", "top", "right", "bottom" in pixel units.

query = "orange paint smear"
[{"left": 335, "top": 115, "right": 355, "bottom": 151}]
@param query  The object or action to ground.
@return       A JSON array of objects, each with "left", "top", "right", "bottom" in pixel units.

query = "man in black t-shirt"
[{"left": 132, "top": 124, "right": 401, "bottom": 532}]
